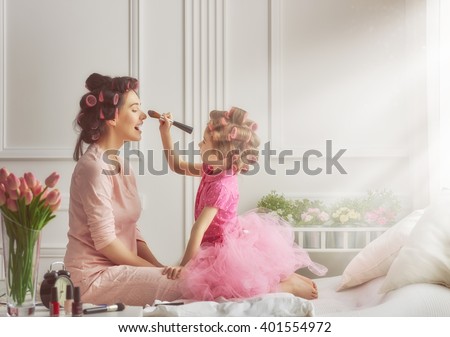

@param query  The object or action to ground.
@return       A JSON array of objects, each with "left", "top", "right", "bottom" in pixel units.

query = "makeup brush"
[{"left": 148, "top": 110, "right": 194, "bottom": 134}]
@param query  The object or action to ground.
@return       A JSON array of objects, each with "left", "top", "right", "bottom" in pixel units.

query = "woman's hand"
[
  {"left": 162, "top": 265, "right": 183, "bottom": 280},
  {"left": 136, "top": 240, "right": 164, "bottom": 267}
]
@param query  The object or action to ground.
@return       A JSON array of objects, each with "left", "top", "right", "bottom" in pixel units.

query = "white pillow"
[
  {"left": 379, "top": 190, "right": 450, "bottom": 293},
  {"left": 337, "top": 209, "right": 424, "bottom": 291}
]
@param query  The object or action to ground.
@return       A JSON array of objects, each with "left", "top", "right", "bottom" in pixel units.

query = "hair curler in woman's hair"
[{"left": 148, "top": 110, "right": 193, "bottom": 134}]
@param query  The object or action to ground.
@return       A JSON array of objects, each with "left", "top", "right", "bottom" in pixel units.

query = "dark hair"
[{"left": 73, "top": 73, "right": 139, "bottom": 161}]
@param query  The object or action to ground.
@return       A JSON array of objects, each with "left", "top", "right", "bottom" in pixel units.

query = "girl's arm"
[
  {"left": 99, "top": 239, "right": 157, "bottom": 267},
  {"left": 136, "top": 240, "right": 165, "bottom": 267},
  {"left": 163, "top": 206, "right": 218, "bottom": 279},
  {"left": 180, "top": 206, "right": 218, "bottom": 265},
  {"left": 159, "top": 114, "right": 202, "bottom": 177}
]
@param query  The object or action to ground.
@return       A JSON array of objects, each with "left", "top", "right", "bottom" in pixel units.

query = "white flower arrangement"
[
  {"left": 257, "top": 189, "right": 401, "bottom": 227},
  {"left": 257, "top": 191, "right": 329, "bottom": 226},
  {"left": 331, "top": 207, "right": 361, "bottom": 225}
]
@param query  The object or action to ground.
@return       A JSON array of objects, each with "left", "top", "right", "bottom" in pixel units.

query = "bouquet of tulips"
[{"left": 0, "top": 167, "right": 61, "bottom": 306}]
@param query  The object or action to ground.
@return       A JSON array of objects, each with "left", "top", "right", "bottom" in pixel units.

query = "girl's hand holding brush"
[
  {"left": 148, "top": 110, "right": 193, "bottom": 134},
  {"left": 157, "top": 112, "right": 173, "bottom": 133}
]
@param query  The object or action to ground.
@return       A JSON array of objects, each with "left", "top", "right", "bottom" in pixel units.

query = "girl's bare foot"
[
  {"left": 294, "top": 273, "right": 317, "bottom": 291},
  {"left": 279, "top": 275, "right": 318, "bottom": 300}
]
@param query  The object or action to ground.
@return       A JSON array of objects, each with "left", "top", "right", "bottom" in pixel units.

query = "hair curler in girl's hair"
[{"left": 148, "top": 110, "right": 194, "bottom": 134}]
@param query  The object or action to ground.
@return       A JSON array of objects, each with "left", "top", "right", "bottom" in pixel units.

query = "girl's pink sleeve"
[
  {"left": 202, "top": 182, "right": 233, "bottom": 210},
  {"left": 76, "top": 160, "right": 117, "bottom": 250}
]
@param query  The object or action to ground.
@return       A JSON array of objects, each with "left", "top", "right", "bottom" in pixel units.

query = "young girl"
[{"left": 159, "top": 107, "right": 327, "bottom": 301}]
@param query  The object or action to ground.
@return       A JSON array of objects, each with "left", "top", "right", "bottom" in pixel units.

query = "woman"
[{"left": 64, "top": 73, "right": 181, "bottom": 306}]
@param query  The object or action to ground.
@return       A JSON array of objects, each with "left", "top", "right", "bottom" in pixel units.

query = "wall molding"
[
  {"left": 426, "top": 0, "right": 441, "bottom": 201},
  {"left": 128, "top": 0, "right": 141, "bottom": 153},
  {"left": 439, "top": 0, "right": 450, "bottom": 190},
  {"left": 0, "top": 0, "right": 140, "bottom": 159},
  {"left": 0, "top": 0, "right": 5, "bottom": 160},
  {"left": 129, "top": 0, "right": 140, "bottom": 80},
  {"left": 268, "top": 0, "right": 411, "bottom": 159},
  {"left": 183, "top": 0, "right": 225, "bottom": 244},
  {"left": 269, "top": 0, "right": 282, "bottom": 150}
]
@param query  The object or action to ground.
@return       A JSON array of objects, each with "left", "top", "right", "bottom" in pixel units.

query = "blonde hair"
[{"left": 206, "top": 107, "right": 260, "bottom": 173}]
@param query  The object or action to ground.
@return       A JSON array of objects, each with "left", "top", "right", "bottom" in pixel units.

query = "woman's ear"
[{"left": 106, "top": 119, "right": 117, "bottom": 127}]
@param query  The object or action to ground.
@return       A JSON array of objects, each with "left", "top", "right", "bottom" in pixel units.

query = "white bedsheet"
[
  {"left": 144, "top": 292, "right": 314, "bottom": 317},
  {"left": 143, "top": 275, "right": 450, "bottom": 317}
]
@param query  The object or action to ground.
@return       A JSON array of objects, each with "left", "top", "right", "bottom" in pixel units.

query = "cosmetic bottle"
[
  {"left": 49, "top": 286, "right": 60, "bottom": 317},
  {"left": 64, "top": 284, "right": 73, "bottom": 316},
  {"left": 72, "top": 286, "right": 83, "bottom": 317}
]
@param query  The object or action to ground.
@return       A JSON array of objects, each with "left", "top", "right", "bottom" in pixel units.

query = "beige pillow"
[
  {"left": 379, "top": 190, "right": 450, "bottom": 293},
  {"left": 337, "top": 209, "right": 424, "bottom": 291}
]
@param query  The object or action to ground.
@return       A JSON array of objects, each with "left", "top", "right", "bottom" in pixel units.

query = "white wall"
[{"left": 0, "top": 0, "right": 441, "bottom": 279}]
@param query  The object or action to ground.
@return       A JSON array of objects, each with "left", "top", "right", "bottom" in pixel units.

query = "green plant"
[
  {"left": 257, "top": 191, "right": 297, "bottom": 224},
  {"left": 257, "top": 189, "right": 402, "bottom": 227},
  {"left": 256, "top": 191, "right": 329, "bottom": 226}
]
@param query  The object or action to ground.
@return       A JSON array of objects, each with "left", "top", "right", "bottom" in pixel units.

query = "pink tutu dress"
[{"left": 180, "top": 165, "right": 327, "bottom": 301}]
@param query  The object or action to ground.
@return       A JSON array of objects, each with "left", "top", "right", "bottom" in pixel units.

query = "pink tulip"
[
  {"left": 50, "top": 197, "right": 61, "bottom": 212},
  {"left": 6, "top": 173, "right": 20, "bottom": 191},
  {"left": 32, "top": 184, "right": 44, "bottom": 196},
  {"left": 0, "top": 187, "right": 6, "bottom": 206},
  {"left": 45, "top": 172, "right": 60, "bottom": 188},
  {"left": 8, "top": 189, "right": 20, "bottom": 200},
  {"left": 6, "top": 198, "right": 18, "bottom": 212},
  {"left": 24, "top": 189, "right": 33, "bottom": 205},
  {"left": 19, "top": 177, "right": 29, "bottom": 193},
  {"left": 45, "top": 189, "right": 60, "bottom": 206},
  {"left": 0, "top": 167, "right": 9, "bottom": 184},
  {"left": 24, "top": 172, "right": 37, "bottom": 189},
  {"left": 41, "top": 188, "right": 49, "bottom": 200}
]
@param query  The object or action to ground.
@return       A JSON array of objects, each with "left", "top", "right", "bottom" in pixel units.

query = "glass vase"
[{"left": 1, "top": 215, "right": 41, "bottom": 316}]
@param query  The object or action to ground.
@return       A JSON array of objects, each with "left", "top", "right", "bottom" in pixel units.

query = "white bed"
[
  {"left": 312, "top": 275, "right": 450, "bottom": 316},
  {"left": 143, "top": 275, "right": 450, "bottom": 317},
  {"left": 145, "top": 191, "right": 450, "bottom": 317}
]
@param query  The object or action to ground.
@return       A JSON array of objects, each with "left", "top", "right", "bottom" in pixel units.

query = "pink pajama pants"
[{"left": 80, "top": 265, "right": 181, "bottom": 306}]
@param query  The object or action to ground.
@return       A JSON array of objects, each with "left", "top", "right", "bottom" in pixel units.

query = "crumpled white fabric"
[{"left": 143, "top": 292, "right": 314, "bottom": 317}]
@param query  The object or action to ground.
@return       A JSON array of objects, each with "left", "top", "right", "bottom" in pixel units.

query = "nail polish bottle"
[
  {"left": 64, "top": 284, "right": 73, "bottom": 316},
  {"left": 72, "top": 286, "right": 83, "bottom": 317},
  {"left": 49, "top": 286, "right": 60, "bottom": 317}
]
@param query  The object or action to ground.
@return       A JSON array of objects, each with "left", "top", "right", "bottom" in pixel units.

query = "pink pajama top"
[{"left": 64, "top": 143, "right": 145, "bottom": 288}]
